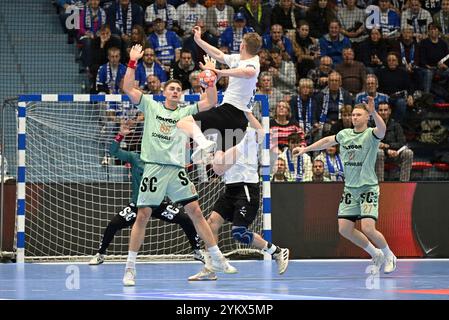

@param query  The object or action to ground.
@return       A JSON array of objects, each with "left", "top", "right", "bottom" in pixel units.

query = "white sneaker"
[
  {"left": 123, "top": 268, "right": 136, "bottom": 286},
  {"left": 383, "top": 254, "right": 397, "bottom": 274},
  {"left": 188, "top": 267, "right": 217, "bottom": 281},
  {"left": 88, "top": 253, "right": 104, "bottom": 265},
  {"left": 193, "top": 249, "right": 205, "bottom": 264},
  {"left": 191, "top": 140, "right": 216, "bottom": 163},
  {"left": 371, "top": 249, "right": 385, "bottom": 275},
  {"left": 210, "top": 256, "right": 238, "bottom": 274},
  {"left": 273, "top": 248, "right": 290, "bottom": 275}
]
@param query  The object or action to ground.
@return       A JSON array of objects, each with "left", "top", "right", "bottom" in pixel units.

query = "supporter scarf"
[
  {"left": 326, "top": 154, "right": 344, "bottom": 181},
  {"left": 85, "top": 6, "right": 105, "bottom": 33},
  {"left": 441, "top": 11, "right": 448, "bottom": 35},
  {"left": 106, "top": 63, "right": 118, "bottom": 93},
  {"left": 154, "top": 4, "right": 174, "bottom": 29},
  {"left": 286, "top": 150, "right": 303, "bottom": 182},
  {"left": 296, "top": 96, "right": 313, "bottom": 134},
  {"left": 116, "top": 3, "right": 132, "bottom": 35},
  {"left": 321, "top": 88, "right": 344, "bottom": 124},
  {"left": 400, "top": 42, "right": 415, "bottom": 65}
]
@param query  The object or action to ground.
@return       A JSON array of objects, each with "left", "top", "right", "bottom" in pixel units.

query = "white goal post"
[{"left": 15, "top": 94, "right": 272, "bottom": 263}]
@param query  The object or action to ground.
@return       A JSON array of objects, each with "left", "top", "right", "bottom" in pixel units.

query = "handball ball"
[{"left": 199, "top": 70, "right": 217, "bottom": 88}]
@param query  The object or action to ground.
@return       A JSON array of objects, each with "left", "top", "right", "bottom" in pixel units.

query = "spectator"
[
  {"left": 335, "top": 47, "right": 366, "bottom": 95},
  {"left": 206, "top": 0, "right": 234, "bottom": 40},
  {"left": 220, "top": 12, "right": 255, "bottom": 53},
  {"left": 356, "top": 27, "right": 388, "bottom": 74},
  {"left": 106, "top": 0, "right": 144, "bottom": 46},
  {"left": 270, "top": 101, "right": 306, "bottom": 155},
  {"left": 433, "top": 0, "right": 449, "bottom": 43},
  {"left": 262, "top": 24, "right": 295, "bottom": 62},
  {"left": 319, "top": 20, "right": 351, "bottom": 65},
  {"left": 355, "top": 74, "right": 389, "bottom": 111},
  {"left": 315, "top": 71, "right": 354, "bottom": 136},
  {"left": 423, "top": 0, "right": 442, "bottom": 15},
  {"left": 330, "top": 104, "right": 353, "bottom": 134},
  {"left": 269, "top": 47, "right": 297, "bottom": 94},
  {"left": 144, "top": 0, "right": 179, "bottom": 32},
  {"left": 292, "top": 20, "right": 320, "bottom": 79},
  {"left": 337, "top": 0, "right": 367, "bottom": 44},
  {"left": 148, "top": 18, "right": 182, "bottom": 71},
  {"left": 177, "top": 0, "right": 207, "bottom": 38},
  {"left": 272, "top": 158, "right": 291, "bottom": 181},
  {"left": 183, "top": 19, "right": 218, "bottom": 67},
  {"left": 255, "top": 72, "right": 285, "bottom": 118},
  {"left": 377, "top": 52, "right": 414, "bottom": 123},
  {"left": 96, "top": 47, "right": 127, "bottom": 94},
  {"left": 290, "top": 78, "right": 319, "bottom": 143},
  {"left": 401, "top": 0, "right": 433, "bottom": 41},
  {"left": 183, "top": 70, "right": 203, "bottom": 95},
  {"left": 238, "top": 0, "right": 271, "bottom": 36},
  {"left": 271, "top": 0, "right": 305, "bottom": 35},
  {"left": 375, "top": 0, "right": 401, "bottom": 39},
  {"left": 304, "top": 159, "right": 331, "bottom": 182},
  {"left": 78, "top": 0, "right": 107, "bottom": 72},
  {"left": 375, "top": 102, "right": 414, "bottom": 182},
  {"left": 136, "top": 47, "right": 168, "bottom": 87},
  {"left": 419, "top": 22, "right": 449, "bottom": 93},
  {"left": 307, "top": 56, "right": 333, "bottom": 92},
  {"left": 390, "top": 27, "right": 421, "bottom": 89},
  {"left": 90, "top": 24, "right": 122, "bottom": 74},
  {"left": 279, "top": 132, "right": 313, "bottom": 181},
  {"left": 315, "top": 145, "right": 344, "bottom": 181},
  {"left": 306, "top": 0, "right": 337, "bottom": 39},
  {"left": 129, "top": 25, "right": 150, "bottom": 49},
  {"left": 144, "top": 74, "right": 163, "bottom": 94},
  {"left": 169, "top": 48, "right": 197, "bottom": 91},
  {"left": 259, "top": 48, "right": 273, "bottom": 72}
]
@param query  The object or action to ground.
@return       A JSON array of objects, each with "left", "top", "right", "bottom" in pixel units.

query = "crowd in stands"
[{"left": 53, "top": 0, "right": 449, "bottom": 181}]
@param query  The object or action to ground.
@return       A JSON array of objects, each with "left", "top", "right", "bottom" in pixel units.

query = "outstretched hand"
[
  {"left": 292, "top": 146, "right": 306, "bottom": 157},
  {"left": 199, "top": 55, "right": 220, "bottom": 76},
  {"left": 129, "top": 44, "right": 144, "bottom": 61},
  {"left": 120, "top": 119, "right": 135, "bottom": 136},
  {"left": 192, "top": 26, "right": 202, "bottom": 42},
  {"left": 366, "top": 96, "right": 375, "bottom": 115}
]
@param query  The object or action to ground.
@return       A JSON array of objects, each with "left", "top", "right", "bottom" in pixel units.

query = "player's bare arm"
[
  {"left": 123, "top": 44, "right": 144, "bottom": 104},
  {"left": 367, "top": 96, "right": 386, "bottom": 139},
  {"left": 293, "top": 135, "right": 338, "bottom": 156},
  {"left": 193, "top": 26, "right": 225, "bottom": 63}
]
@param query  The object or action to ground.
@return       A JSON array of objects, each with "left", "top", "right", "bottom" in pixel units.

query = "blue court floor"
[{"left": 0, "top": 259, "right": 448, "bottom": 300}]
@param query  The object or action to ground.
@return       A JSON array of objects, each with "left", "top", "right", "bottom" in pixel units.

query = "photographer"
[{"left": 377, "top": 52, "right": 414, "bottom": 124}]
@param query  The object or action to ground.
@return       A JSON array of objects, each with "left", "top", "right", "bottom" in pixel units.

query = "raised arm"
[
  {"left": 198, "top": 55, "right": 218, "bottom": 112},
  {"left": 366, "top": 96, "right": 386, "bottom": 139},
  {"left": 123, "top": 44, "right": 144, "bottom": 104},
  {"left": 293, "top": 135, "right": 338, "bottom": 156},
  {"left": 193, "top": 26, "right": 225, "bottom": 63},
  {"left": 109, "top": 120, "right": 136, "bottom": 163}
]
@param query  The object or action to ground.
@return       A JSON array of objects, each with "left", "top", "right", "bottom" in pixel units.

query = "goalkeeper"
[{"left": 89, "top": 120, "right": 204, "bottom": 265}]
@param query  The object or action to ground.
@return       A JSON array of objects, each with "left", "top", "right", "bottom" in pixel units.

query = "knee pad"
[{"left": 231, "top": 226, "right": 253, "bottom": 245}]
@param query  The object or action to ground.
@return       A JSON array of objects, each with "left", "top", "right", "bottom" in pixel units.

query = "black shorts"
[
  {"left": 192, "top": 103, "right": 248, "bottom": 151},
  {"left": 212, "top": 183, "right": 260, "bottom": 227}
]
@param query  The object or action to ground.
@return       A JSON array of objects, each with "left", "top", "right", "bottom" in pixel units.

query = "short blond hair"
[{"left": 243, "top": 32, "right": 262, "bottom": 55}]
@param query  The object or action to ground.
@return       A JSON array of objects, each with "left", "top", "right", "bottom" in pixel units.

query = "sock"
[
  {"left": 192, "top": 123, "right": 209, "bottom": 148},
  {"left": 380, "top": 245, "right": 393, "bottom": 257},
  {"left": 125, "top": 251, "right": 138, "bottom": 269},
  {"left": 363, "top": 242, "right": 378, "bottom": 258},
  {"left": 207, "top": 245, "right": 222, "bottom": 260},
  {"left": 263, "top": 242, "right": 278, "bottom": 255}
]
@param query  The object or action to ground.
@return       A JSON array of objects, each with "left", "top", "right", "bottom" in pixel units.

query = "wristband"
[
  {"left": 127, "top": 60, "right": 137, "bottom": 69},
  {"left": 114, "top": 133, "right": 125, "bottom": 142}
]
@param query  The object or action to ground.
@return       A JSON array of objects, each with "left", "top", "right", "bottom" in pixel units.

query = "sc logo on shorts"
[{"left": 141, "top": 177, "right": 157, "bottom": 192}]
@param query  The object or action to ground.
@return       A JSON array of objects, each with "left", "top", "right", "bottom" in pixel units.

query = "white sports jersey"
[
  {"left": 222, "top": 54, "right": 260, "bottom": 112},
  {"left": 223, "top": 128, "right": 259, "bottom": 184}
]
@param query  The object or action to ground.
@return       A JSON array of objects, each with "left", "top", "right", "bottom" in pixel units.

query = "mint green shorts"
[
  {"left": 137, "top": 163, "right": 198, "bottom": 208},
  {"left": 338, "top": 185, "right": 379, "bottom": 221}
]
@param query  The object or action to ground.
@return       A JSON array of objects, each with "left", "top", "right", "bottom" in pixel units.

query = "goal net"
[{"left": 16, "top": 94, "right": 270, "bottom": 262}]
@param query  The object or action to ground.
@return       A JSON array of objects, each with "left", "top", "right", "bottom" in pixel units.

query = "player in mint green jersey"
[
  {"left": 294, "top": 97, "right": 397, "bottom": 275},
  {"left": 121, "top": 44, "right": 237, "bottom": 286}
]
